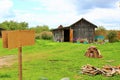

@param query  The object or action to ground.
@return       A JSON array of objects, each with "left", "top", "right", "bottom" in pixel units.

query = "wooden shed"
[{"left": 52, "top": 18, "right": 97, "bottom": 43}]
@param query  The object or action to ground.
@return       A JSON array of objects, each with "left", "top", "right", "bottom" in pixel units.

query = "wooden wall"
[
  {"left": 71, "top": 20, "right": 95, "bottom": 42},
  {"left": 52, "top": 30, "right": 64, "bottom": 42}
]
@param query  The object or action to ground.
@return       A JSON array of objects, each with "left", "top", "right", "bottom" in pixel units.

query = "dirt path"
[{"left": 0, "top": 55, "right": 17, "bottom": 68}]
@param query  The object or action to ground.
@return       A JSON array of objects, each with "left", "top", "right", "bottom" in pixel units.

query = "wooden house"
[{"left": 52, "top": 18, "right": 97, "bottom": 43}]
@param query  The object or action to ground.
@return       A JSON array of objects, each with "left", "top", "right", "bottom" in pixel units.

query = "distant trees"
[
  {"left": 0, "top": 20, "right": 28, "bottom": 30},
  {"left": 30, "top": 25, "right": 49, "bottom": 33},
  {"left": 0, "top": 20, "right": 53, "bottom": 40},
  {"left": 95, "top": 26, "right": 120, "bottom": 43},
  {"left": 30, "top": 25, "right": 53, "bottom": 40},
  {"left": 95, "top": 26, "right": 107, "bottom": 37}
]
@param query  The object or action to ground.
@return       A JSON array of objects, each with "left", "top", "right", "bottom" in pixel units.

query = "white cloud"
[
  {"left": 12, "top": 0, "right": 78, "bottom": 28},
  {"left": 39, "top": 0, "right": 76, "bottom": 13},
  {"left": 18, "top": 0, "right": 120, "bottom": 30},
  {"left": 0, "top": 0, "right": 120, "bottom": 30},
  {"left": 79, "top": 7, "right": 120, "bottom": 29},
  {"left": 0, "top": 0, "right": 13, "bottom": 18},
  {"left": 115, "top": 1, "right": 120, "bottom": 8},
  {"left": 13, "top": 10, "right": 78, "bottom": 28}
]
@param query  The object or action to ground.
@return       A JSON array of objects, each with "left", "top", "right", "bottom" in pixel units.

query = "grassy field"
[{"left": 0, "top": 39, "right": 120, "bottom": 80}]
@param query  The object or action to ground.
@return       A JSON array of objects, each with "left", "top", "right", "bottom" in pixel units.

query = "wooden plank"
[
  {"left": 8, "top": 31, "right": 20, "bottom": 49},
  {"left": 7, "top": 30, "right": 35, "bottom": 49},
  {"left": 70, "top": 29, "right": 73, "bottom": 42},
  {"left": 2, "top": 31, "right": 8, "bottom": 48},
  {"left": 20, "top": 30, "right": 35, "bottom": 47}
]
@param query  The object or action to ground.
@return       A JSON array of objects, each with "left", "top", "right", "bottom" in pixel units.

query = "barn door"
[{"left": 70, "top": 29, "right": 73, "bottom": 42}]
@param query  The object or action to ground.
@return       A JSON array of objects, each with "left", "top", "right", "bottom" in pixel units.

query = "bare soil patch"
[{"left": 0, "top": 55, "right": 17, "bottom": 68}]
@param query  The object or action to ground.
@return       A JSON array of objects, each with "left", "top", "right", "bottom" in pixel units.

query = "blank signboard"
[
  {"left": 20, "top": 30, "right": 35, "bottom": 47},
  {"left": 8, "top": 31, "right": 20, "bottom": 49},
  {"left": 2, "top": 30, "right": 35, "bottom": 49}
]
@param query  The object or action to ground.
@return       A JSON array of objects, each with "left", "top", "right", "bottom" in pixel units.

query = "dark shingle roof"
[
  {"left": 51, "top": 18, "right": 97, "bottom": 31},
  {"left": 69, "top": 18, "right": 97, "bottom": 28}
]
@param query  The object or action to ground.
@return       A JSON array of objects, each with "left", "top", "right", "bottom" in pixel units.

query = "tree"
[
  {"left": 107, "top": 31, "right": 117, "bottom": 43},
  {"left": 95, "top": 26, "right": 107, "bottom": 38},
  {"left": 0, "top": 20, "right": 28, "bottom": 30},
  {"left": 30, "top": 25, "right": 49, "bottom": 33},
  {"left": 30, "top": 25, "right": 52, "bottom": 39}
]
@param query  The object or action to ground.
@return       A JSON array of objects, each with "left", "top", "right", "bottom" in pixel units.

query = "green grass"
[{"left": 0, "top": 39, "right": 120, "bottom": 80}]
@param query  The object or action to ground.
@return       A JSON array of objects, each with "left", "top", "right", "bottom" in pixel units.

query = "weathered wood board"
[
  {"left": 2, "top": 30, "right": 35, "bottom": 49},
  {"left": 2, "top": 31, "right": 8, "bottom": 48}
]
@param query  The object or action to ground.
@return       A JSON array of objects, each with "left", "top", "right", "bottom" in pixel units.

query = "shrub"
[
  {"left": 95, "top": 26, "right": 107, "bottom": 39},
  {"left": 35, "top": 33, "right": 40, "bottom": 39},
  {"left": 107, "top": 31, "right": 117, "bottom": 43},
  {"left": 97, "top": 39, "right": 104, "bottom": 44},
  {"left": 40, "top": 31, "right": 53, "bottom": 40}
]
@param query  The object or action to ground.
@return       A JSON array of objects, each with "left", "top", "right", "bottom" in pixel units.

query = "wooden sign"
[
  {"left": 2, "top": 31, "right": 8, "bottom": 48},
  {"left": 2, "top": 30, "right": 35, "bottom": 49},
  {"left": 2, "top": 30, "right": 35, "bottom": 80}
]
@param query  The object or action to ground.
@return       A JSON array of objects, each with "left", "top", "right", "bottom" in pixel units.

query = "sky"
[{"left": 0, "top": 0, "right": 120, "bottom": 30}]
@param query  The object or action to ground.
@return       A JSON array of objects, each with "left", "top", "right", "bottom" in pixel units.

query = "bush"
[
  {"left": 107, "top": 31, "right": 117, "bottom": 43},
  {"left": 35, "top": 33, "right": 41, "bottom": 39},
  {"left": 40, "top": 31, "right": 53, "bottom": 40},
  {"left": 95, "top": 26, "right": 107, "bottom": 39},
  {"left": 97, "top": 39, "right": 104, "bottom": 44},
  {"left": 35, "top": 31, "right": 53, "bottom": 40}
]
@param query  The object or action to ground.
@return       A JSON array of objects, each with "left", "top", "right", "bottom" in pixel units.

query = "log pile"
[
  {"left": 81, "top": 64, "right": 101, "bottom": 75},
  {"left": 81, "top": 64, "right": 120, "bottom": 77},
  {"left": 102, "top": 65, "right": 120, "bottom": 76},
  {"left": 85, "top": 46, "right": 102, "bottom": 58}
]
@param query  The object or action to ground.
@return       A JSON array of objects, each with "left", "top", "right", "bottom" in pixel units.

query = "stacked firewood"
[
  {"left": 81, "top": 64, "right": 102, "bottom": 75},
  {"left": 102, "top": 65, "right": 120, "bottom": 76},
  {"left": 85, "top": 46, "right": 102, "bottom": 58},
  {"left": 81, "top": 64, "right": 120, "bottom": 77}
]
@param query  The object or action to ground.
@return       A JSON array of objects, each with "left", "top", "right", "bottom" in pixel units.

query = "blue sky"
[{"left": 0, "top": 0, "right": 120, "bottom": 30}]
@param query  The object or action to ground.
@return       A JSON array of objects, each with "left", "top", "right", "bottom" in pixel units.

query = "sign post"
[
  {"left": 18, "top": 47, "right": 22, "bottom": 80},
  {"left": 2, "top": 30, "right": 35, "bottom": 80}
]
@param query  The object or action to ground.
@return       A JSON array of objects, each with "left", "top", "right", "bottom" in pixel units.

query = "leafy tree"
[
  {"left": 30, "top": 25, "right": 52, "bottom": 40},
  {"left": 107, "top": 31, "right": 117, "bottom": 43},
  {"left": 95, "top": 26, "right": 107, "bottom": 35},
  {"left": 30, "top": 25, "right": 49, "bottom": 33},
  {"left": 95, "top": 26, "right": 107, "bottom": 38},
  {"left": 0, "top": 20, "right": 28, "bottom": 30}
]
